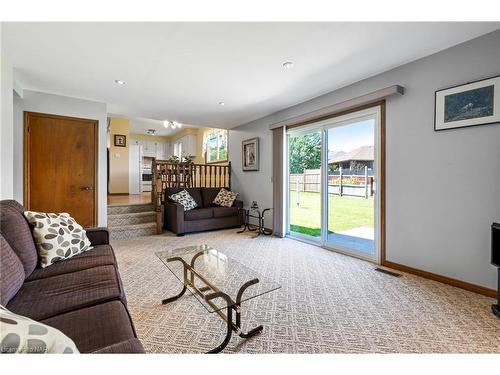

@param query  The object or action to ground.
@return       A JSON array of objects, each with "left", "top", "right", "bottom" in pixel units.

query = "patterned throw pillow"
[
  {"left": 23, "top": 211, "right": 93, "bottom": 268},
  {"left": 0, "top": 305, "right": 79, "bottom": 353},
  {"left": 168, "top": 189, "right": 198, "bottom": 211},
  {"left": 213, "top": 188, "right": 239, "bottom": 207}
]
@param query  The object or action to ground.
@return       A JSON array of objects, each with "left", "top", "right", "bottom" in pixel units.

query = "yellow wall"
[
  {"left": 170, "top": 128, "right": 198, "bottom": 142},
  {"left": 109, "top": 118, "right": 130, "bottom": 194},
  {"left": 130, "top": 133, "right": 170, "bottom": 143},
  {"left": 195, "top": 128, "right": 206, "bottom": 164}
]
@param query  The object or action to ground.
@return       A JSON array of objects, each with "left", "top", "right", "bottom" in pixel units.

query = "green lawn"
[{"left": 289, "top": 191, "right": 374, "bottom": 237}]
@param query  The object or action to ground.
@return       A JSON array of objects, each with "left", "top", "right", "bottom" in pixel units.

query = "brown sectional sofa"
[
  {"left": 0, "top": 200, "right": 144, "bottom": 354},
  {"left": 164, "top": 187, "right": 244, "bottom": 235}
]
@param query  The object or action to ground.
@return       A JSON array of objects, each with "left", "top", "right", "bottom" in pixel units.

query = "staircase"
[{"left": 107, "top": 204, "right": 157, "bottom": 241}]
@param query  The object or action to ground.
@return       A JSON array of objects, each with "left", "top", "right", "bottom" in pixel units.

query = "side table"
[{"left": 237, "top": 207, "right": 273, "bottom": 238}]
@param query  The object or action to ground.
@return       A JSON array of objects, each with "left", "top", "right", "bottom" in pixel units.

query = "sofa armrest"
[
  {"left": 164, "top": 202, "right": 185, "bottom": 234},
  {"left": 233, "top": 200, "right": 244, "bottom": 225},
  {"left": 85, "top": 227, "right": 110, "bottom": 246}
]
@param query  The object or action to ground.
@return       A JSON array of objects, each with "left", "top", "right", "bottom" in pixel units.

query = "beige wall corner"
[{"left": 109, "top": 117, "right": 130, "bottom": 194}]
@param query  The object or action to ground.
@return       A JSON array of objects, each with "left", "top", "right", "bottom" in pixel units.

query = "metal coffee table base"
[{"left": 161, "top": 255, "right": 264, "bottom": 353}]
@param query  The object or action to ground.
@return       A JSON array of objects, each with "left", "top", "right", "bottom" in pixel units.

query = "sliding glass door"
[
  {"left": 325, "top": 116, "right": 376, "bottom": 258},
  {"left": 287, "top": 129, "right": 322, "bottom": 241},
  {"left": 286, "top": 106, "right": 381, "bottom": 261}
]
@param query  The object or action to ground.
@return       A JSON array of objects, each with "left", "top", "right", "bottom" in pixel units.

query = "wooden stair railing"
[{"left": 152, "top": 160, "right": 232, "bottom": 234}]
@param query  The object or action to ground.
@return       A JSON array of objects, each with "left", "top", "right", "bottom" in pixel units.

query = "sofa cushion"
[
  {"left": 0, "top": 200, "right": 38, "bottom": 278},
  {"left": 213, "top": 188, "right": 239, "bottom": 207},
  {"left": 168, "top": 190, "right": 198, "bottom": 211},
  {"left": 26, "top": 245, "right": 117, "bottom": 282},
  {"left": 92, "top": 338, "right": 145, "bottom": 354},
  {"left": 165, "top": 188, "right": 202, "bottom": 208},
  {"left": 201, "top": 188, "right": 223, "bottom": 207},
  {"left": 23, "top": 211, "right": 93, "bottom": 268},
  {"left": 6, "top": 265, "right": 124, "bottom": 321},
  {"left": 0, "top": 235, "right": 25, "bottom": 305},
  {"left": 42, "top": 301, "right": 137, "bottom": 354},
  {"left": 184, "top": 207, "right": 214, "bottom": 221},
  {"left": 212, "top": 206, "right": 240, "bottom": 219},
  {"left": 0, "top": 305, "right": 79, "bottom": 354}
]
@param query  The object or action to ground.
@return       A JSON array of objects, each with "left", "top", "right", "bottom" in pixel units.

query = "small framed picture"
[
  {"left": 242, "top": 137, "right": 259, "bottom": 171},
  {"left": 114, "top": 134, "right": 127, "bottom": 147},
  {"left": 434, "top": 75, "right": 500, "bottom": 131}
]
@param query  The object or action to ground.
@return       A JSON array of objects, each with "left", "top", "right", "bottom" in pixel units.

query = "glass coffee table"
[{"left": 156, "top": 245, "right": 281, "bottom": 353}]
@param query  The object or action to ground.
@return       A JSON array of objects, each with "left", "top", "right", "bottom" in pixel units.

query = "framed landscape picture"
[
  {"left": 242, "top": 137, "right": 259, "bottom": 171},
  {"left": 434, "top": 75, "right": 500, "bottom": 131}
]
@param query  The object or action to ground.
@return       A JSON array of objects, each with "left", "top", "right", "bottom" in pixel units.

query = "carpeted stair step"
[
  {"left": 109, "top": 222, "right": 157, "bottom": 241},
  {"left": 107, "top": 204, "right": 155, "bottom": 215},
  {"left": 108, "top": 211, "right": 156, "bottom": 227}
]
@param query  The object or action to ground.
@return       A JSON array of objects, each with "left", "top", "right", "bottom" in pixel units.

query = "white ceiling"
[
  {"left": 3, "top": 22, "right": 499, "bottom": 128},
  {"left": 122, "top": 116, "right": 198, "bottom": 137}
]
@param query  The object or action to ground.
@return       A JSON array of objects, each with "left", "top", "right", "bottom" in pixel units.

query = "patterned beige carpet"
[{"left": 112, "top": 229, "right": 500, "bottom": 353}]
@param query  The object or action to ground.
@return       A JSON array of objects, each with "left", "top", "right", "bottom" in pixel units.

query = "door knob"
[{"left": 81, "top": 186, "right": 95, "bottom": 191}]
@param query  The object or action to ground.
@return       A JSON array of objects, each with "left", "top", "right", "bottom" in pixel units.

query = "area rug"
[{"left": 112, "top": 229, "right": 500, "bottom": 353}]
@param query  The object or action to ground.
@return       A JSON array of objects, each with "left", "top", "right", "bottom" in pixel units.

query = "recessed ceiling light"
[
  {"left": 114, "top": 79, "right": 126, "bottom": 85},
  {"left": 218, "top": 101, "right": 225, "bottom": 106},
  {"left": 282, "top": 61, "right": 294, "bottom": 70}
]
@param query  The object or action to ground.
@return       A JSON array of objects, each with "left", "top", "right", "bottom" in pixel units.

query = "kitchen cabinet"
[
  {"left": 156, "top": 142, "right": 170, "bottom": 160},
  {"left": 130, "top": 138, "right": 171, "bottom": 159},
  {"left": 142, "top": 140, "right": 156, "bottom": 157},
  {"left": 174, "top": 135, "right": 197, "bottom": 158}
]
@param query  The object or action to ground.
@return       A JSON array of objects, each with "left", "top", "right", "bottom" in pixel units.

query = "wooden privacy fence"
[
  {"left": 289, "top": 168, "right": 322, "bottom": 193},
  {"left": 152, "top": 160, "right": 231, "bottom": 233},
  {"left": 289, "top": 166, "right": 374, "bottom": 198}
]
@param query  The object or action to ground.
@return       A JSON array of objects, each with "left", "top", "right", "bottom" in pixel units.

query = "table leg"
[
  {"left": 237, "top": 210, "right": 249, "bottom": 233},
  {"left": 205, "top": 292, "right": 234, "bottom": 354},
  {"left": 161, "top": 284, "right": 187, "bottom": 304},
  {"left": 161, "top": 258, "right": 188, "bottom": 304},
  {"left": 235, "top": 278, "right": 263, "bottom": 337},
  {"left": 205, "top": 278, "right": 264, "bottom": 353}
]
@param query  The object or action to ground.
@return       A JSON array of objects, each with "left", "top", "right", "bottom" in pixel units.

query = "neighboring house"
[{"left": 328, "top": 145, "right": 374, "bottom": 170}]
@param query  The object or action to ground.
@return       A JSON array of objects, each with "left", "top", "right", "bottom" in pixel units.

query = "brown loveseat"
[
  {"left": 0, "top": 200, "right": 144, "bottom": 353},
  {"left": 164, "top": 187, "right": 244, "bottom": 235}
]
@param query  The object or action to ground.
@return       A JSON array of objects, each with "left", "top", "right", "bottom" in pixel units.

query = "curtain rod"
[{"left": 269, "top": 85, "right": 404, "bottom": 130}]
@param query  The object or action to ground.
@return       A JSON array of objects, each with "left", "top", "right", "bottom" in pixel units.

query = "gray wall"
[
  {"left": 229, "top": 29, "right": 500, "bottom": 290},
  {"left": 1, "top": 25, "right": 14, "bottom": 199},
  {"left": 13, "top": 90, "right": 108, "bottom": 226}
]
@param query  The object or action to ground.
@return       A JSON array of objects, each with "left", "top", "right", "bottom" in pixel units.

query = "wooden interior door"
[{"left": 24, "top": 112, "right": 98, "bottom": 227}]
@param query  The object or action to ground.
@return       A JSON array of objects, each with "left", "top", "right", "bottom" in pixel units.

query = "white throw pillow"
[
  {"left": 213, "top": 188, "right": 239, "bottom": 207},
  {"left": 23, "top": 211, "right": 93, "bottom": 268},
  {"left": 0, "top": 305, "right": 79, "bottom": 353},
  {"left": 168, "top": 189, "right": 198, "bottom": 211}
]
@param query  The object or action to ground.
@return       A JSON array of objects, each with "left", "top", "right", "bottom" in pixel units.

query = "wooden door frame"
[{"left": 24, "top": 111, "right": 99, "bottom": 227}]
